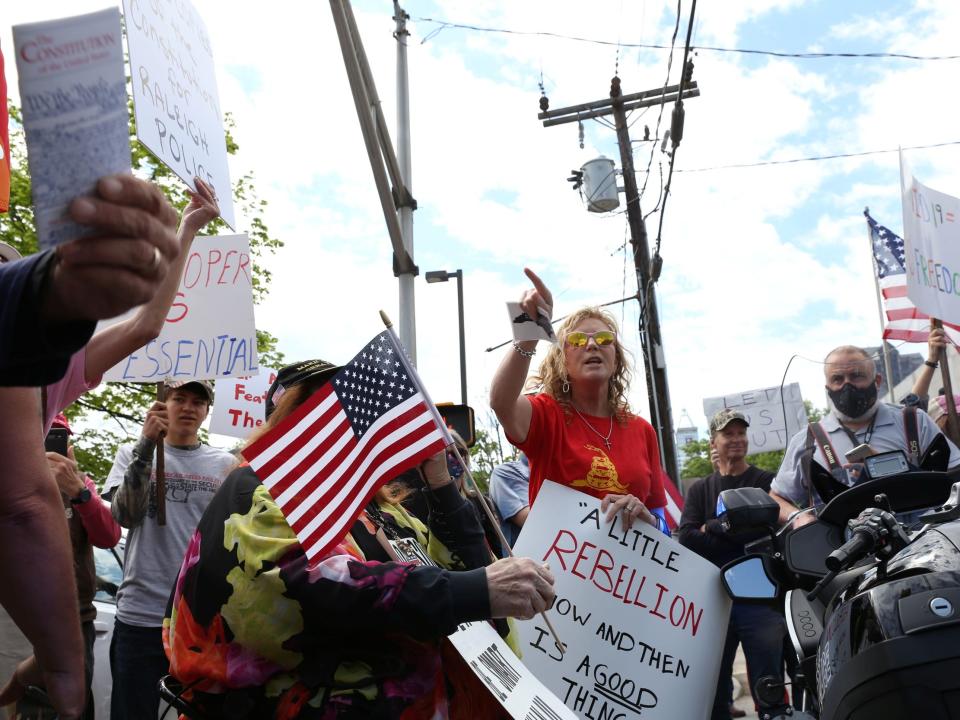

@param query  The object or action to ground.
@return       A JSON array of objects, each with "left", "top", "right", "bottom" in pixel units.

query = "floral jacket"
[{"left": 163, "top": 465, "right": 507, "bottom": 719}]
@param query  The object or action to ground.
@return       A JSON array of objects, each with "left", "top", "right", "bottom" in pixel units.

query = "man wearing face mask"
[{"left": 770, "top": 345, "right": 960, "bottom": 524}]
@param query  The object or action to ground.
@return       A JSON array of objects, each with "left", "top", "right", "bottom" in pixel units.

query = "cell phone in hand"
[
  {"left": 845, "top": 442, "right": 875, "bottom": 463},
  {"left": 44, "top": 427, "right": 69, "bottom": 456}
]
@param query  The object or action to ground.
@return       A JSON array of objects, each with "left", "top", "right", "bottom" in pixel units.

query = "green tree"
[{"left": 1, "top": 102, "right": 284, "bottom": 480}]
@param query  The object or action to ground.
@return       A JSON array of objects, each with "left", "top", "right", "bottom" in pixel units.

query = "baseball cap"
[
  {"left": 164, "top": 379, "right": 215, "bottom": 404},
  {"left": 709, "top": 408, "right": 749, "bottom": 436},
  {"left": 265, "top": 359, "right": 341, "bottom": 419}
]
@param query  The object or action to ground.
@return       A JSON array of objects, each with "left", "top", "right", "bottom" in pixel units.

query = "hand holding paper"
[
  {"left": 42, "top": 175, "right": 180, "bottom": 323},
  {"left": 509, "top": 267, "right": 557, "bottom": 343}
]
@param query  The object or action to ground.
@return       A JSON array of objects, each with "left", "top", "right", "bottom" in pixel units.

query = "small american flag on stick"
[{"left": 241, "top": 328, "right": 453, "bottom": 564}]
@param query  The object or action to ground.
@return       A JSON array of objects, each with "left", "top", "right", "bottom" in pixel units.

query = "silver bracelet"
[{"left": 512, "top": 341, "right": 536, "bottom": 358}]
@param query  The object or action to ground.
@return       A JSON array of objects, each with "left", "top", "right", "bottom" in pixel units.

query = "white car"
[{"left": 91, "top": 542, "right": 124, "bottom": 719}]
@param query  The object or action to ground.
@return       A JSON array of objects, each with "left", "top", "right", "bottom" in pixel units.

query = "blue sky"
[{"left": 8, "top": 0, "right": 960, "bottom": 450}]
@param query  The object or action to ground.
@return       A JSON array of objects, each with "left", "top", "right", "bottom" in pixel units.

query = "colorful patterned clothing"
[{"left": 164, "top": 465, "right": 505, "bottom": 719}]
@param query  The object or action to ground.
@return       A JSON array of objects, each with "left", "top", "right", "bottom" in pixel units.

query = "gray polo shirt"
[{"left": 771, "top": 402, "right": 960, "bottom": 507}]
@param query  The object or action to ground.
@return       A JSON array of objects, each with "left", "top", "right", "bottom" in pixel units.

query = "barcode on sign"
[
  {"left": 525, "top": 695, "right": 564, "bottom": 720},
  {"left": 476, "top": 643, "right": 521, "bottom": 694}
]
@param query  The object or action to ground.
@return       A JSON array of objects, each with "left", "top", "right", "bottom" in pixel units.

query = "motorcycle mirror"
[{"left": 721, "top": 554, "right": 779, "bottom": 601}]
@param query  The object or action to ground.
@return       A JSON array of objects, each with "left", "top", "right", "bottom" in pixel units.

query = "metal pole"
[
  {"left": 866, "top": 208, "right": 897, "bottom": 402},
  {"left": 394, "top": 1, "right": 417, "bottom": 363},
  {"left": 455, "top": 270, "right": 467, "bottom": 405}
]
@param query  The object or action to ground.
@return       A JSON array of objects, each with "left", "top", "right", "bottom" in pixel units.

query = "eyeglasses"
[{"left": 565, "top": 330, "right": 617, "bottom": 348}]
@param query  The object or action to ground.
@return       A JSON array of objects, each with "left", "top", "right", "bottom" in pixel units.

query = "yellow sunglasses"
[{"left": 565, "top": 330, "right": 617, "bottom": 347}]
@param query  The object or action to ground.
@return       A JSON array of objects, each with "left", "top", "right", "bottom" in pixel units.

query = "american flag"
[
  {"left": 867, "top": 210, "right": 960, "bottom": 344},
  {"left": 241, "top": 329, "right": 453, "bottom": 564},
  {"left": 660, "top": 473, "right": 684, "bottom": 531}
]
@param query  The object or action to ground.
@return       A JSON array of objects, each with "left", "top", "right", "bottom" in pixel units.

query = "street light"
[{"left": 425, "top": 269, "right": 466, "bottom": 405}]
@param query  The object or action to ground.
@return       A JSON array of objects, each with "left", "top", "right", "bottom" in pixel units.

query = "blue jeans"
[
  {"left": 109, "top": 619, "right": 168, "bottom": 720},
  {"left": 712, "top": 603, "right": 786, "bottom": 720}
]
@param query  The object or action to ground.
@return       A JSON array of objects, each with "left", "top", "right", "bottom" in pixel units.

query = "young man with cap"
[
  {"left": 104, "top": 379, "right": 234, "bottom": 720},
  {"left": 677, "top": 409, "right": 786, "bottom": 720}
]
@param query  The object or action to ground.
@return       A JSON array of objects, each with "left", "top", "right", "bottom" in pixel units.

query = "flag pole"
[
  {"left": 154, "top": 382, "right": 167, "bottom": 527},
  {"left": 867, "top": 206, "right": 897, "bottom": 402},
  {"left": 932, "top": 318, "right": 960, "bottom": 445},
  {"left": 379, "top": 310, "right": 566, "bottom": 654}
]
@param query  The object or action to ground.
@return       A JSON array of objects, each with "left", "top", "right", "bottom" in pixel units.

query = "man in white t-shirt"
[{"left": 104, "top": 379, "right": 234, "bottom": 720}]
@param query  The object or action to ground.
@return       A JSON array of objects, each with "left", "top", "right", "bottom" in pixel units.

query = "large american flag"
[
  {"left": 867, "top": 210, "right": 960, "bottom": 344},
  {"left": 241, "top": 330, "right": 453, "bottom": 564}
]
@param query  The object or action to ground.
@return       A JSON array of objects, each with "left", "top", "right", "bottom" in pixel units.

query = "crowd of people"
[{"left": 3, "top": 165, "right": 960, "bottom": 720}]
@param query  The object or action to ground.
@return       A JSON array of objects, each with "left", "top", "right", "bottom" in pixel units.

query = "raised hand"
[
  {"left": 519, "top": 267, "right": 554, "bottom": 324},
  {"left": 180, "top": 177, "right": 221, "bottom": 237}
]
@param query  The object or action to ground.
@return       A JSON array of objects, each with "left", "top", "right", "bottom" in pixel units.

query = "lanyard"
[{"left": 838, "top": 411, "right": 877, "bottom": 448}]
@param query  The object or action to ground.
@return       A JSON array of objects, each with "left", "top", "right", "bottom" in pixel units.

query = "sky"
[{"left": 7, "top": 0, "right": 960, "bottom": 456}]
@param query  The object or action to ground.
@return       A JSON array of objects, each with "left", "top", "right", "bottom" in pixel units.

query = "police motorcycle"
[{"left": 717, "top": 435, "right": 960, "bottom": 720}]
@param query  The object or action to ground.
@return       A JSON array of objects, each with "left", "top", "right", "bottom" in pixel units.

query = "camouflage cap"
[
  {"left": 164, "top": 379, "right": 215, "bottom": 404},
  {"left": 709, "top": 408, "right": 749, "bottom": 436}
]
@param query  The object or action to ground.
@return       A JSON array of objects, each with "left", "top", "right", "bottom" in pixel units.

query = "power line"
[
  {"left": 414, "top": 17, "right": 960, "bottom": 61},
  {"left": 676, "top": 139, "right": 960, "bottom": 173}
]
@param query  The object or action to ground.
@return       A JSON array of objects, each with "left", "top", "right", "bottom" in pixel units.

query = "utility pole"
[
  {"left": 330, "top": 0, "right": 419, "bottom": 361},
  {"left": 538, "top": 76, "right": 700, "bottom": 482}
]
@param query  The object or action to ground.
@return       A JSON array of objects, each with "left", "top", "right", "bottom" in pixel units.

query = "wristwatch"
[{"left": 70, "top": 487, "right": 92, "bottom": 505}]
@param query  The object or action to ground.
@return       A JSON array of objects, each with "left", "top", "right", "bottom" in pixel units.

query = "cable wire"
[
  {"left": 414, "top": 17, "right": 960, "bottom": 61},
  {"left": 677, "top": 139, "right": 960, "bottom": 172}
]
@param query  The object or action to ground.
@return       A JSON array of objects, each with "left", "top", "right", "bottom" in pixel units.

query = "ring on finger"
[{"left": 148, "top": 246, "right": 162, "bottom": 273}]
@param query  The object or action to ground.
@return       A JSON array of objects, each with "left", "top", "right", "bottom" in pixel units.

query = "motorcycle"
[{"left": 717, "top": 438, "right": 960, "bottom": 720}]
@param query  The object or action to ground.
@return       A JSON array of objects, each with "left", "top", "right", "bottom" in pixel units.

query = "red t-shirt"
[{"left": 511, "top": 393, "right": 668, "bottom": 510}]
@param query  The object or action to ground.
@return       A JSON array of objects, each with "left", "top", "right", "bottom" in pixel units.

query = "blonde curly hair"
[{"left": 527, "top": 307, "right": 634, "bottom": 422}]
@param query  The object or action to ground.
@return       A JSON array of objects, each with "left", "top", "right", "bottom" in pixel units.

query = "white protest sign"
[
  {"left": 702, "top": 382, "right": 806, "bottom": 452},
  {"left": 208, "top": 370, "right": 277, "bottom": 439},
  {"left": 122, "top": 0, "right": 236, "bottom": 228},
  {"left": 900, "top": 157, "right": 960, "bottom": 325},
  {"left": 103, "top": 234, "right": 257, "bottom": 382},
  {"left": 513, "top": 482, "right": 731, "bottom": 720}
]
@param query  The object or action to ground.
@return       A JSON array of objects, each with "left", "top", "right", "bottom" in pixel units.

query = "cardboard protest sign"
[
  {"left": 507, "top": 301, "right": 557, "bottom": 343},
  {"left": 702, "top": 382, "right": 806, "bottom": 452},
  {"left": 13, "top": 8, "right": 130, "bottom": 248},
  {"left": 122, "top": 0, "right": 236, "bottom": 228},
  {"left": 900, "top": 156, "right": 960, "bottom": 325},
  {"left": 513, "top": 481, "right": 731, "bottom": 720},
  {"left": 209, "top": 370, "right": 277, "bottom": 438},
  {"left": 102, "top": 234, "right": 257, "bottom": 382}
]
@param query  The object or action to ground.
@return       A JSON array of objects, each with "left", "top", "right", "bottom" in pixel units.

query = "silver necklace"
[{"left": 572, "top": 405, "right": 614, "bottom": 450}]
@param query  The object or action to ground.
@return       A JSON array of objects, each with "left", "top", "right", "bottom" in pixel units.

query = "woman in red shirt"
[{"left": 490, "top": 268, "right": 667, "bottom": 531}]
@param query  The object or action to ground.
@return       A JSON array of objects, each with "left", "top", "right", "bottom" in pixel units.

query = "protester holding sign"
[
  {"left": 678, "top": 409, "right": 786, "bottom": 720},
  {"left": 490, "top": 268, "right": 669, "bottom": 532},
  {"left": 163, "top": 359, "right": 555, "bottom": 718},
  {"left": 104, "top": 378, "right": 234, "bottom": 720}
]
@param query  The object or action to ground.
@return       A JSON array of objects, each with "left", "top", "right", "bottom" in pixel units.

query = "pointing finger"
[{"left": 523, "top": 267, "right": 553, "bottom": 306}]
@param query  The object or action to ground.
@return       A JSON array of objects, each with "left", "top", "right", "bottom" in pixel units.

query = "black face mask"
[{"left": 826, "top": 382, "right": 878, "bottom": 419}]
